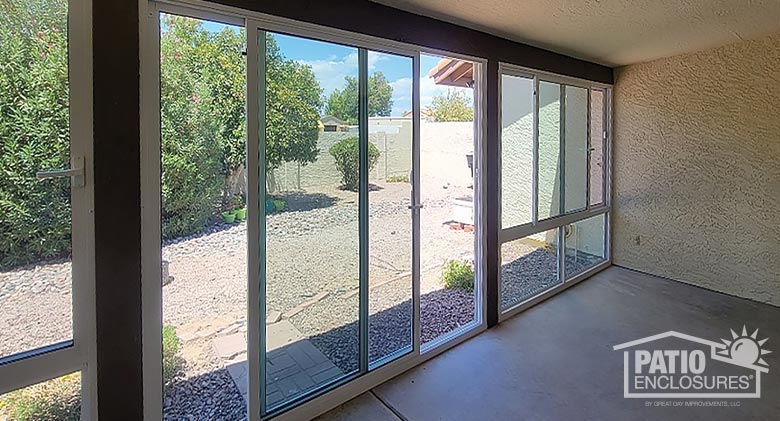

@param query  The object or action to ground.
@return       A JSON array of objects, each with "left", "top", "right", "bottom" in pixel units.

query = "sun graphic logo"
[
  {"left": 614, "top": 326, "right": 771, "bottom": 398},
  {"left": 718, "top": 326, "right": 771, "bottom": 369}
]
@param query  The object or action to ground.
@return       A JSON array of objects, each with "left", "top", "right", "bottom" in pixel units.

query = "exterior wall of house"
[{"left": 612, "top": 33, "right": 780, "bottom": 306}]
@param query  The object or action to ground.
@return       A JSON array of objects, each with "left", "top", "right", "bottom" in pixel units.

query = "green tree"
[
  {"left": 0, "top": 0, "right": 70, "bottom": 268},
  {"left": 159, "top": 17, "right": 323, "bottom": 238},
  {"left": 325, "top": 72, "right": 393, "bottom": 124},
  {"left": 430, "top": 88, "right": 473, "bottom": 122},
  {"left": 265, "top": 34, "right": 323, "bottom": 171}
]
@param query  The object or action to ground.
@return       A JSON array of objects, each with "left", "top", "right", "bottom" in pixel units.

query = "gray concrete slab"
[
  {"left": 314, "top": 392, "right": 401, "bottom": 421},
  {"left": 365, "top": 266, "right": 780, "bottom": 420}
]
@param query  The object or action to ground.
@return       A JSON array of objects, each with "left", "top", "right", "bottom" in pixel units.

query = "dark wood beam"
[{"left": 93, "top": 0, "right": 142, "bottom": 418}]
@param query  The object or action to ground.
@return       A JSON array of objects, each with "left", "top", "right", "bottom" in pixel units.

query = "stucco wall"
[{"left": 612, "top": 33, "right": 780, "bottom": 306}]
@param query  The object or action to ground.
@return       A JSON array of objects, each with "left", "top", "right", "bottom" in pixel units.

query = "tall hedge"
[
  {"left": 0, "top": 7, "right": 325, "bottom": 268},
  {"left": 0, "top": 0, "right": 71, "bottom": 269}
]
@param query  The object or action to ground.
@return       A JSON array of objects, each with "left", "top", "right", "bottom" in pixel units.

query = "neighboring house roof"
[
  {"left": 402, "top": 107, "right": 434, "bottom": 121},
  {"left": 427, "top": 58, "right": 474, "bottom": 88},
  {"left": 320, "top": 115, "right": 348, "bottom": 126}
]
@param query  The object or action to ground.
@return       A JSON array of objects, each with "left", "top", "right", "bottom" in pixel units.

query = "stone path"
[{"left": 213, "top": 320, "right": 342, "bottom": 409}]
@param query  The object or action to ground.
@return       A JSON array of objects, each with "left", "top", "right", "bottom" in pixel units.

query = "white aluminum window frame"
[
  {"left": 0, "top": 0, "right": 97, "bottom": 418},
  {"left": 140, "top": 1, "right": 487, "bottom": 420},
  {"left": 497, "top": 62, "right": 612, "bottom": 322}
]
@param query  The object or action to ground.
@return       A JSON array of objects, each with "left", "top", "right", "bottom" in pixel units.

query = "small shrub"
[
  {"left": 386, "top": 174, "right": 410, "bottom": 183},
  {"left": 0, "top": 327, "right": 183, "bottom": 420},
  {"left": 0, "top": 373, "right": 81, "bottom": 421},
  {"left": 329, "top": 137, "right": 380, "bottom": 191},
  {"left": 162, "top": 325, "right": 182, "bottom": 386},
  {"left": 442, "top": 259, "right": 474, "bottom": 292},
  {"left": 230, "top": 194, "right": 244, "bottom": 211}
]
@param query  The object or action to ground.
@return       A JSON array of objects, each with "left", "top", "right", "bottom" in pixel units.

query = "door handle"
[{"left": 36, "top": 156, "right": 85, "bottom": 188}]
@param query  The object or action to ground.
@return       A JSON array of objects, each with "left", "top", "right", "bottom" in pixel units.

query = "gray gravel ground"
[
  {"left": 2, "top": 181, "right": 582, "bottom": 419},
  {"left": 501, "top": 247, "right": 604, "bottom": 309},
  {"left": 163, "top": 343, "right": 246, "bottom": 421}
]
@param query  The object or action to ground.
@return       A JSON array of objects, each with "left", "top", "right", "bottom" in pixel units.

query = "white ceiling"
[{"left": 370, "top": 0, "right": 780, "bottom": 66}]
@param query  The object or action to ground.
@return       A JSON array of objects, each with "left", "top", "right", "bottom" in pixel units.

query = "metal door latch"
[{"left": 36, "top": 156, "right": 85, "bottom": 188}]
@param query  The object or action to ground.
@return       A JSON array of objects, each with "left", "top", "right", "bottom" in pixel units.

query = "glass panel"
[
  {"left": 368, "top": 51, "right": 413, "bottom": 366},
  {"left": 589, "top": 90, "right": 605, "bottom": 207},
  {"left": 564, "top": 214, "right": 606, "bottom": 279},
  {"left": 500, "top": 74, "right": 534, "bottom": 228},
  {"left": 537, "top": 81, "right": 562, "bottom": 220},
  {"left": 0, "top": 372, "right": 81, "bottom": 420},
  {"left": 264, "top": 32, "right": 359, "bottom": 410},
  {"left": 501, "top": 229, "right": 560, "bottom": 310},
  {"left": 0, "top": 0, "right": 73, "bottom": 359},
  {"left": 420, "top": 53, "right": 477, "bottom": 346},
  {"left": 159, "top": 14, "right": 247, "bottom": 419},
  {"left": 564, "top": 86, "right": 588, "bottom": 213}
]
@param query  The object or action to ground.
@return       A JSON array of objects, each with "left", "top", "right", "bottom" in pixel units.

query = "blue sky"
[{"left": 200, "top": 20, "right": 472, "bottom": 116}]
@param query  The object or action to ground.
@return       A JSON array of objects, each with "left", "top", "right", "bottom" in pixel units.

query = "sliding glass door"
[
  {"left": 252, "top": 28, "right": 419, "bottom": 415},
  {"left": 144, "top": 4, "right": 485, "bottom": 419}
]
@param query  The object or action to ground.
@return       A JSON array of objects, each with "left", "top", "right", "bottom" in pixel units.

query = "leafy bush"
[
  {"left": 386, "top": 174, "right": 410, "bottom": 183},
  {"left": 0, "top": 0, "right": 71, "bottom": 269},
  {"left": 0, "top": 373, "right": 80, "bottom": 421},
  {"left": 163, "top": 325, "right": 182, "bottom": 386},
  {"left": 329, "top": 137, "right": 380, "bottom": 191},
  {"left": 0, "top": 326, "right": 182, "bottom": 420},
  {"left": 442, "top": 259, "right": 474, "bottom": 292}
]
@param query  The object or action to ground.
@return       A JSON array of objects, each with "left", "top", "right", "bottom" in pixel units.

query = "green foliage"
[
  {"left": 160, "top": 16, "right": 234, "bottom": 238},
  {"left": 442, "top": 259, "right": 474, "bottom": 292},
  {"left": 265, "top": 35, "right": 323, "bottom": 171},
  {"left": 386, "top": 174, "right": 409, "bottom": 183},
  {"left": 329, "top": 137, "right": 380, "bottom": 191},
  {"left": 325, "top": 72, "right": 393, "bottom": 124},
  {"left": 158, "top": 17, "right": 323, "bottom": 238},
  {"left": 0, "top": 0, "right": 71, "bottom": 269},
  {"left": 0, "top": 8, "right": 324, "bottom": 264},
  {"left": 0, "top": 373, "right": 80, "bottom": 421},
  {"left": 430, "top": 89, "right": 474, "bottom": 122},
  {"left": 162, "top": 325, "right": 182, "bottom": 386},
  {"left": 0, "top": 326, "right": 181, "bottom": 420}
]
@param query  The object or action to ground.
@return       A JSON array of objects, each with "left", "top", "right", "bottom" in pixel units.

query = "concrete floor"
[{"left": 316, "top": 266, "right": 780, "bottom": 420}]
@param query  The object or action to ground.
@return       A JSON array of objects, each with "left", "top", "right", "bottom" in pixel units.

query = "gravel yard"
[{"left": 2, "top": 181, "right": 591, "bottom": 419}]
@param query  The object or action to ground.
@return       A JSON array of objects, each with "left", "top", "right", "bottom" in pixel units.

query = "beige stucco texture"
[{"left": 612, "top": 33, "right": 780, "bottom": 306}]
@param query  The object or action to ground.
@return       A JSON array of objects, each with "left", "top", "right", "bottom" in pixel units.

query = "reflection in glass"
[
  {"left": 589, "top": 90, "right": 605, "bottom": 207},
  {"left": 564, "top": 214, "right": 606, "bottom": 279},
  {"left": 501, "top": 229, "right": 560, "bottom": 310},
  {"left": 0, "top": 0, "right": 73, "bottom": 360},
  {"left": 537, "top": 81, "right": 561, "bottom": 220},
  {"left": 368, "top": 52, "right": 413, "bottom": 366},
  {"left": 159, "top": 14, "right": 247, "bottom": 419},
  {"left": 420, "top": 53, "right": 478, "bottom": 346},
  {"left": 564, "top": 86, "right": 588, "bottom": 213},
  {"left": 264, "top": 32, "right": 359, "bottom": 410},
  {"left": 500, "top": 74, "right": 534, "bottom": 228}
]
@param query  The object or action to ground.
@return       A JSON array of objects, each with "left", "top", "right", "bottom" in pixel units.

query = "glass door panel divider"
[
  {"left": 358, "top": 47, "right": 370, "bottom": 375},
  {"left": 246, "top": 22, "right": 264, "bottom": 419}
]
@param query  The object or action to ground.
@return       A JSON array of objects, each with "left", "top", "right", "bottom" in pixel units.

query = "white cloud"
[
  {"left": 390, "top": 76, "right": 474, "bottom": 114},
  {"left": 297, "top": 51, "right": 389, "bottom": 99},
  {"left": 297, "top": 53, "right": 358, "bottom": 98},
  {"left": 298, "top": 52, "right": 473, "bottom": 117}
]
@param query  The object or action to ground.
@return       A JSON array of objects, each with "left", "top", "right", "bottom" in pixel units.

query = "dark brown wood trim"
[
  {"left": 92, "top": 0, "right": 143, "bottom": 418},
  {"left": 216, "top": 0, "right": 613, "bottom": 84},
  {"left": 485, "top": 60, "right": 501, "bottom": 327}
]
